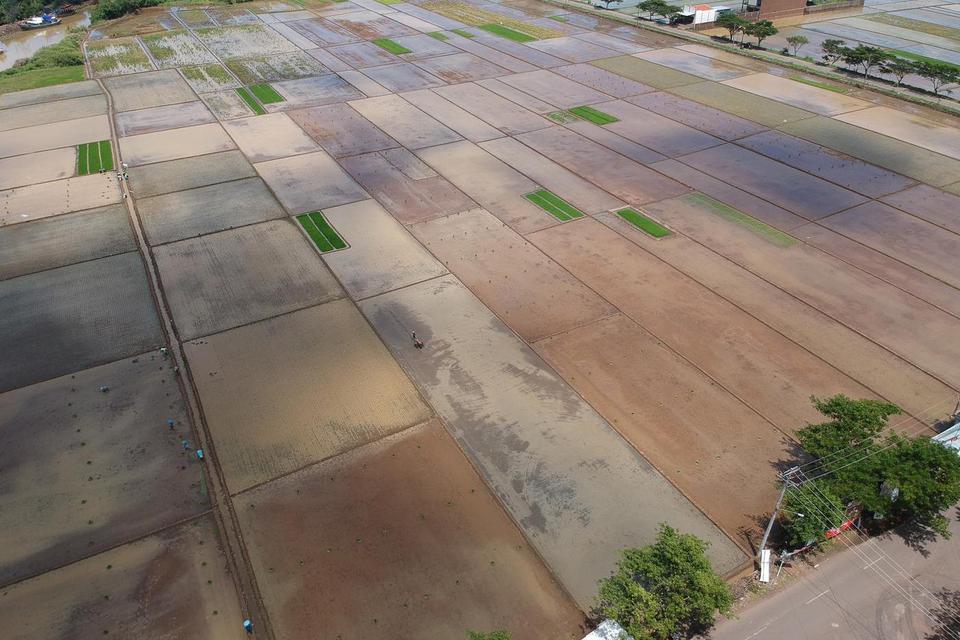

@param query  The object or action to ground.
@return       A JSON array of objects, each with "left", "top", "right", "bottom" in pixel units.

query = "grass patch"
[
  {"left": 478, "top": 23, "right": 537, "bottom": 42},
  {"left": 0, "top": 66, "right": 86, "bottom": 95},
  {"left": 235, "top": 86, "right": 266, "bottom": 115},
  {"left": 789, "top": 76, "right": 848, "bottom": 94},
  {"left": 0, "top": 31, "right": 85, "bottom": 94},
  {"left": 248, "top": 82, "right": 284, "bottom": 104},
  {"left": 86, "top": 38, "right": 153, "bottom": 75},
  {"left": 615, "top": 207, "right": 670, "bottom": 238},
  {"left": 375, "top": 0, "right": 404, "bottom": 4},
  {"left": 548, "top": 14, "right": 568, "bottom": 21},
  {"left": 427, "top": 31, "right": 449, "bottom": 41},
  {"left": 451, "top": 28, "right": 475, "bottom": 38},
  {"left": 525, "top": 189, "right": 585, "bottom": 222},
  {"left": 547, "top": 110, "right": 581, "bottom": 124},
  {"left": 682, "top": 192, "right": 795, "bottom": 247},
  {"left": 297, "top": 212, "right": 346, "bottom": 252},
  {"left": 885, "top": 49, "right": 960, "bottom": 73},
  {"left": 205, "top": 63, "right": 234, "bottom": 84},
  {"left": 76, "top": 140, "right": 114, "bottom": 176},
  {"left": 568, "top": 105, "right": 619, "bottom": 125},
  {"left": 372, "top": 38, "right": 412, "bottom": 54}
]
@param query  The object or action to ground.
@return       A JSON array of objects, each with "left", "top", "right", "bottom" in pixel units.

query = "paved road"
[{"left": 711, "top": 513, "right": 960, "bottom": 640}]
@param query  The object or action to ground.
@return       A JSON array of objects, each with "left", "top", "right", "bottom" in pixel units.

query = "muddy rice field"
[{"left": 1, "top": 0, "right": 958, "bottom": 636}]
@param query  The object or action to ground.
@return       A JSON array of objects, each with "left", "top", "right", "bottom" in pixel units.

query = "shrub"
[{"left": 92, "top": 0, "right": 162, "bottom": 22}]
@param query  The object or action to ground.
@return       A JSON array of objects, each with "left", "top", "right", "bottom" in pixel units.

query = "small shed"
[
  {"left": 933, "top": 419, "right": 960, "bottom": 453},
  {"left": 582, "top": 620, "right": 633, "bottom": 640}
]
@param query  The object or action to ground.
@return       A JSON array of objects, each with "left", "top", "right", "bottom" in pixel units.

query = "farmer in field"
[{"left": 412, "top": 330, "right": 424, "bottom": 350}]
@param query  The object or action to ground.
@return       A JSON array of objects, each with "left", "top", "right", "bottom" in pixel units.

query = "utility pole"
[{"left": 758, "top": 466, "right": 799, "bottom": 563}]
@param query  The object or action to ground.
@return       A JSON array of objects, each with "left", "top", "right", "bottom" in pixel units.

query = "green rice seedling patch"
[
  {"left": 682, "top": 192, "right": 795, "bottom": 247},
  {"left": 451, "top": 28, "right": 475, "bottom": 38},
  {"left": 249, "top": 82, "right": 285, "bottom": 104},
  {"left": 297, "top": 212, "right": 347, "bottom": 252},
  {"left": 99, "top": 140, "right": 115, "bottom": 171},
  {"left": 615, "top": 207, "right": 670, "bottom": 238},
  {"left": 478, "top": 23, "right": 537, "bottom": 42},
  {"left": 235, "top": 86, "right": 266, "bottom": 115},
  {"left": 789, "top": 76, "right": 848, "bottom": 94},
  {"left": 87, "top": 141, "right": 102, "bottom": 173},
  {"left": 525, "top": 189, "right": 585, "bottom": 222},
  {"left": 547, "top": 110, "right": 581, "bottom": 124},
  {"left": 372, "top": 38, "right": 413, "bottom": 54},
  {"left": 568, "top": 105, "right": 619, "bottom": 125},
  {"left": 548, "top": 15, "right": 568, "bottom": 22},
  {"left": 77, "top": 144, "right": 88, "bottom": 175},
  {"left": 76, "top": 140, "right": 114, "bottom": 176},
  {"left": 427, "top": 31, "right": 449, "bottom": 41},
  {"left": 886, "top": 49, "right": 960, "bottom": 72}
]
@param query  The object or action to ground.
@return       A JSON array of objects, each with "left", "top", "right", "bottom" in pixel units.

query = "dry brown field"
[{"left": 2, "top": 0, "right": 958, "bottom": 634}]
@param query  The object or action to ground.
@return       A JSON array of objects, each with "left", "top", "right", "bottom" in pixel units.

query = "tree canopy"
[
  {"left": 820, "top": 38, "right": 847, "bottom": 65},
  {"left": 786, "top": 34, "right": 809, "bottom": 56},
  {"left": 744, "top": 20, "right": 777, "bottom": 47},
  {"left": 597, "top": 524, "right": 732, "bottom": 640},
  {"left": 715, "top": 12, "right": 747, "bottom": 42},
  {"left": 793, "top": 395, "right": 960, "bottom": 540},
  {"left": 913, "top": 60, "right": 960, "bottom": 96}
]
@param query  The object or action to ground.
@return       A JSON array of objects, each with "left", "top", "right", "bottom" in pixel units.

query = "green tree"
[
  {"left": 467, "top": 632, "right": 510, "bottom": 640},
  {"left": 92, "top": 0, "right": 162, "bottom": 22},
  {"left": 842, "top": 44, "right": 889, "bottom": 77},
  {"left": 797, "top": 395, "right": 899, "bottom": 459},
  {"left": 637, "top": 0, "right": 664, "bottom": 20},
  {"left": 715, "top": 12, "right": 747, "bottom": 43},
  {"left": 597, "top": 524, "right": 732, "bottom": 640},
  {"left": 654, "top": 1, "right": 682, "bottom": 21},
  {"left": 881, "top": 57, "right": 915, "bottom": 85},
  {"left": 797, "top": 395, "right": 960, "bottom": 538},
  {"left": 744, "top": 20, "right": 777, "bottom": 48},
  {"left": 781, "top": 480, "right": 847, "bottom": 549},
  {"left": 913, "top": 60, "right": 960, "bottom": 97},
  {"left": 820, "top": 38, "right": 847, "bottom": 65},
  {"left": 786, "top": 34, "right": 808, "bottom": 56}
]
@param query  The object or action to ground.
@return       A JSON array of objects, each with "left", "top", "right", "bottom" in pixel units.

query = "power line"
[
  {"left": 794, "top": 396, "right": 957, "bottom": 477},
  {"left": 786, "top": 470, "right": 960, "bottom": 638},
  {"left": 783, "top": 478, "right": 958, "bottom": 638}
]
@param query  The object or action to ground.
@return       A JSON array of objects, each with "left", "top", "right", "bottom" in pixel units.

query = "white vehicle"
[{"left": 592, "top": 0, "right": 643, "bottom": 9}]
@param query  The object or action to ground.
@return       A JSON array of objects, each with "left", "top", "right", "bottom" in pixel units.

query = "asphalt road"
[{"left": 710, "top": 512, "right": 960, "bottom": 640}]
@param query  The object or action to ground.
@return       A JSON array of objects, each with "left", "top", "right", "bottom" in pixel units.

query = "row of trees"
[
  {"left": 712, "top": 14, "right": 958, "bottom": 97},
  {"left": 635, "top": 0, "right": 682, "bottom": 23},
  {"left": 819, "top": 39, "right": 960, "bottom": 96},
  {"left": 716, "top": 13, "right": 779, "bottom": 47}
]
